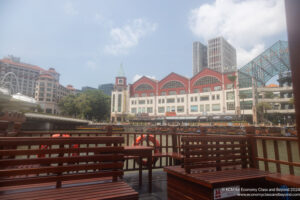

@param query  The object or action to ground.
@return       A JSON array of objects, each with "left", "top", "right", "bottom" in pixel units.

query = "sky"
[{"left": 0, "top": 0, "right": 287, "bottom": 89}]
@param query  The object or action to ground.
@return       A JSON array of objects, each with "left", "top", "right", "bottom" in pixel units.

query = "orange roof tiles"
[{"left": 0, "top": 58, "right": 45, "bottom": 72}]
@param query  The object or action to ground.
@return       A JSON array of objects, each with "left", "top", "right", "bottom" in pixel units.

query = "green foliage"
[
  {"left": 289, "top": 97, "right": 294, "bottom": 105},
  {"left": 264, "top": 91, "right": 274, "bottom": 99},
  {"left": 227, "top": 75, "right": 237, "bottom": 83},
  {"left": 59, "top": 90, "right": 110, "bottom": 121}
]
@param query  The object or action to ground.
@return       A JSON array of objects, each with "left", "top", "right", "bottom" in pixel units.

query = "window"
[
  {"left": 177, "top": 106, "right": 184, "bottom": 113},
  {"left": 179, "top": 90, "right": 186, "bottom": 94},
  {"left": 239, "top": 90, "right": 252, "bottom": 99},
  {"left": 212, "top": 95, "right": 215, "bottom": 100},
  {"left": 138, "top": 107, "right": 141, "bottom": 113},
  {"left": 166, "top": 106, "right": 170, "bottom": 112},
  {"left": 240, "top": 101, "right": 253, "bottom": 110},
  {"left": 147, "top": 107, "right": 153, "bottom": 113},
  {"left": 158, "top": 99, "right": 161, "bottom": 104},
  {"left": 216, "top": 94, "right": 220, "bottom": 100},
  {"left": 205, "top": 104, "right": 210, "bottom": 111},
  {"left": 190, "top": 97, "right": 193, "bottom": 102},
  {"left": 177, "top": 98, "right": 180, "bottom": 103},
  {"left": 134, "top": 94, "right": 139, "bottom": 97},
  {"left": 162, "top": 99, "right": 165, "bottom": 103},
  {"left": 203, "top": 87, "right": 211, "bottom": 92},
  {"left": 118, "top": 79, "right": 123, "bottom": 84},
  {"left": 161, "top": 91, "right": 166, "bottom": 96},
  {"left": 226, "top": 91, "right": 235, "bottom": 100},
  {"left": 47, "top": 83, "right": 52, "bottom": 87},
  {"left": 193, "top": 89, "right": 200, "bottom": 93},
  {"left": 46, "top": 93, "right": 51, "bottom": 97},
  {"left": 169, "top": 91, "right": 176, "bottom": 95},
  {"left": 141, "top": 93, "right": 147, "bottom": 97},
  {"left": 194, "top": 97, "right": 197, "bottom": 101},
  {"left": 212, "top": 104, "right": 221, "bottom": 111},
  {"left": 190, "top": 105, "right": 198, "bottom": 112},
  {"left": 47, "top": 88, "right": 51, "bottom": 91},
  {"left": 131, "top": 100, "right": 134, "bottom": 105},
  {"left": 200, "top": 96, "right": 209, "bottom": 101},
  {"left": 162, "top": 81, "right": 184, "bottom": 89},
  {"left": 131, "top": 108, "right": 137, "bottom": 113},
  {"left": 167, "top": 98, "right": 175, "bottom": 103},
  {"left": 214, "top": 86, "right": 222, "bottom": 91},
  {"left": 112, "top": 94, "right": 115, "bottom": 112},
  {"left": 135, "top": 84, "right": 153, "bottom": 91},
  {"left": 149, "top": 92, "right": 154, "bottom": 96},
  {"left": 118, "top": 94, "right": 122, "bottom": 112},
  {"left": 227, "top": 102, "right": 235, "bottom": 110},
  {"left": 171, "top": 106, "right": 175, "bottom": 112},
  {"left": 194, "top": 76, "right": 220, "bottom": 86},
  {"left": 142, "top": 107, "right": 145, "bottom": 113},
  {"left": 226, "top": 83, "right": 233, "bottom": 89},
  {"left": 181, "top": 97, "right": 184, "bottom": 102},
  {"left": 138, "top": 100, "right": 145, "bottom": 104},
  {"left": 200, "top": 105, "right": 204, "bottom": 112},
  {"left": 158, "top": 107, "right": 165, "bottom": 113}
]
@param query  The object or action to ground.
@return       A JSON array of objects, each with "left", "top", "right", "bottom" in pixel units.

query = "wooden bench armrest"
[{"left": 266, "top": 174, "right": 300, "bottom": 188}]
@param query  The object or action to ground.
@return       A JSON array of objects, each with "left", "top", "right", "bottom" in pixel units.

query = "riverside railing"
[{"left": 19, "top": 126, "right": 299, "bottom": 175}]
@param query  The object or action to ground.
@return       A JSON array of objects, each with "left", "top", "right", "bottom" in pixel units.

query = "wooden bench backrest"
[
  {"left": 0, "top": 136, "right": 124, "bottom": 187},
  {"left": 182, "top": 136, "right": 250, "bottom": 173}
]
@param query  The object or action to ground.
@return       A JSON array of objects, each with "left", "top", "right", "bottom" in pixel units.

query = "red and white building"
[{"left": 111, "top": 68, "right": 243, "bottom": 122}]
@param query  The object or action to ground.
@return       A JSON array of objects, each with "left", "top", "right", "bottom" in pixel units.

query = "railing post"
[{"left": 247, "top": 135, "right": 258, "bottom": 169}]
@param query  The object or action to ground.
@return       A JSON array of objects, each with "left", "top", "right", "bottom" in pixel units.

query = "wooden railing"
[
  {"left": 19, "top": 128, "right": 300, "bottom": 175},
  {"left": 253, "top": 136, "right": 300, "bottom": 175}
]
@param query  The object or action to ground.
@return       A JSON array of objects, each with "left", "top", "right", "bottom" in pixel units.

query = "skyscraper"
[
  {"left": 193, "top": 42, "right": 207, "bottom": 76},
  {"left": 207, "top": 37, "right": 236, "bottom": 73}
]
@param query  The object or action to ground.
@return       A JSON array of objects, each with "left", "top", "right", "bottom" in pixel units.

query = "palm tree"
[
  {"left": 227, "top": 74, "right": 237, "bottom": 117},
  {"left": 256, "top": 102, "right": 272, "bottom": 124}
]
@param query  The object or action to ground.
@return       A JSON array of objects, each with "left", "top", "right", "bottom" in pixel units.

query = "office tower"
[
  {"left": 193, "top": 42, "right": 207, "bottom": 76},
  {"left": 99, "top": 83, "right": 114, "bottom": 96},
  {"left": 208, "top": 37, "right": 237, "bottom": 73}
]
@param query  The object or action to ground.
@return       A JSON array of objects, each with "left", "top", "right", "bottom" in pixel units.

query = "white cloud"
[
  {"left": 105, "top": 19, "right": 157, "bottom": 55},
  {"left": 64, "top": 1, "right": 78, "bottom": 16},
  {"left": 85, "top": 60, "right": 97, "bottom": 70},
  {"left": 189, "top": 0, "right": 286, "bottom": 66},
  {"left": 132, "top": 74, "right": 156, "bottom": 83}
]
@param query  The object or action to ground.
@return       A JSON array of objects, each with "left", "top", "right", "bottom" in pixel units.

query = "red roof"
[{"left": 0, "top": 58, "right": 45, "bottom": 72}]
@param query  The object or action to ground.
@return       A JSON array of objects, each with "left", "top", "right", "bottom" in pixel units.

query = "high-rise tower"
[
  {"left": 207, "top": 37, "right": 236, "bottom": 73},
  {"left": 193, "top": 42, "right": 207, "bottom": 76}
]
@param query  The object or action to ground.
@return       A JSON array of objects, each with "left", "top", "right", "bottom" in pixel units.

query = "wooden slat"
[
  {"left": 261, "top": 139, "right": 269, "bottom": 171},
  {"left": 185, "top": 160, "right": 245, "bottom": 170},
  {"left": 186, "top": 149, "right": 244, "bottom": 156},
  {"left": 0, "top": 136, "right": 124, "bottom": 146},
  {"left": 0, "top": 154, "right": 124, "bottom": 167},
  {"left": 0, "top": 146, "right": 124, "bottom": 156},
  {"left": 0, "top": 162, "right": 124, "bottom": 177},
  {"left": 185, "top": 155, "right": 249, "bottom": 163},
  {"left": 0, "top": 171, "right": 123, "bottom": 187},
  {"left": 273, "top": 140, "right": 281, "bottom": 173},
  {"left": 286, "top": 141, "right": 295, "bottom": 175},
  {"left": 183, "top": 143, "right": 246, "bottom": 149}
]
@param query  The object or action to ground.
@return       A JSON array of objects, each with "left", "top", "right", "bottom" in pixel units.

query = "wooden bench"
[
  {"left": 0, "top": 136, "right": 138, "bottom": 200},
  {"left": 164, "top": 135, "right": 270, "bottom": 200}
]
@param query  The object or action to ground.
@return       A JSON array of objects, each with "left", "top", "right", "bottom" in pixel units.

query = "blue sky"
[{"left": 0, "top": 0, "right": 287, "bottom": 89}]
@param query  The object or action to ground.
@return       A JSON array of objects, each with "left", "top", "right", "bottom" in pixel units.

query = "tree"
[
  {"left": 256, "top": 102, "right": 272, "bottom": 123},
  {"left": 59, "top": 90, "right": 111, "bottom": 121},
  {"left": 227, "top": 74, "right": 237, "bottom": 116},
  {"left": 264, "top": 91, "right": 274, "bottom": 99},
  {"left": 239, "top": 93, "right": 247, "bottom": 121}
]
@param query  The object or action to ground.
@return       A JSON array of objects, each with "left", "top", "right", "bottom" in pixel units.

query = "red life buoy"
[
  {"left": 133, "top": 134, "right": 161, "bottom": 166},
  {"left": 38, "top": 134, "right": 78, "bottom": 158}
]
